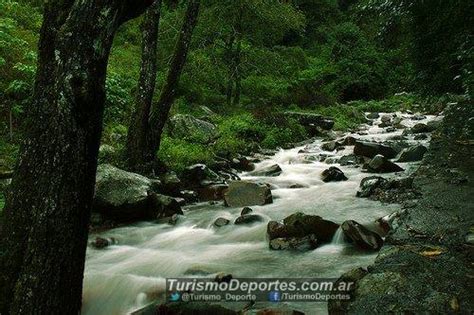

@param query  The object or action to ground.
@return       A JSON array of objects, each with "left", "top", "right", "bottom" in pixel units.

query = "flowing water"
[{"left": 83, "top": 112, "right": 440, "bottom": 315}]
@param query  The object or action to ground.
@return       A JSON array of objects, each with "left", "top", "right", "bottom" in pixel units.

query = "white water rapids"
[{"left": 83, "top": 112, "right": 440, "bottom": 315}]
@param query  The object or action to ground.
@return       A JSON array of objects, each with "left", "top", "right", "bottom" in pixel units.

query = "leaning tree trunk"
[
  {"left": 148, "top": 0, "right": 201, "bottom": 169},
  {"left": 0, "top": 1, "right": 152, "bottom": 314},
  {"left": 126, "top": 0, "right": 163, "bottom": 174}
]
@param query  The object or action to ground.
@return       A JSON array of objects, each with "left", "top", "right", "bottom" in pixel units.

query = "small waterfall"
[{"left": 331, "top": 227, "right": 346, "bottom": 245}]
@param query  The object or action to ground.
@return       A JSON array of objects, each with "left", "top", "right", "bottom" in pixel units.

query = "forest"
[{"left": 0, "top": 0, "right": 473, "bottom": 314}]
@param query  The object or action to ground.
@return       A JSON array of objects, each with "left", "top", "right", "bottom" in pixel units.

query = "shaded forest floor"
[{"left": 330, "top": 101, "right": 474, "bottom": 313}]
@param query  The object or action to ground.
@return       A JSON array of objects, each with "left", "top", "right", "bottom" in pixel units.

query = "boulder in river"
[
  {"left": 366, "top": 112, "right": 380, "bottom": 119},
  {"left": 321, "top": 141, "right": 339, "bottom": 152},
  {"left": 267, "top": 212, "right": 339, "bottom": 243},
  {"left": 367, "top": 155, "right": 404, "bottom": 173},
  {"left": 341, "top": 220, "right": 383, "bottom": 250},
  {"left": 182, "top": 164, "right": 224, "bottom": 187},
  {"left": 168, "top": 114, "right": 218, "bottom": 144},
  {"left": 234, "top": 214, "right": 264, "bottom": 225},
  {"left": 93, "top": 164, "right": 182, "bottom": 222},
  {"left": 404, "top": 123, "right": 431, "bottom": 135},
  {"left": 397, "top": 145, "right": 428, "bottom": 162},
  {"left": 214, "top": 217, "right": 230, "bottom": 228},
  {"left": 90, "top": 237, "right": 117, "bottom": 249},
  {"left": 196, "top": 183, "right": 229, "bottom": 201},
  {"left": 338, "top": 154, "right": 366, "bottom": 166},
  {"left": 282, "top": 111, "right": 335, "bottom": 131},
  {"left": 159, "top": 171, "right": 181, "bottom": 196},
  {"left": 356, "top": 176, "right": 388, "bottom": 198},
  {"left": 354, "top": 141, "right": 398, "bottom": 159},
  {"left": 339, "top": 136, "right": 357, "bottom": 146},
  {"left": 241, "top": 207, "right": 253, "bottom": 215},
  {"left": 231, "top": 156, "right": 255, "bottom": 172},
  {"left": 269, "top": 234, "right": 318, "bottom": 251},
  {"left": 224, "top": 181, "right": 273, "bottom": 207},
  {"left": 321, "top": 167, "right": 348, "bottom": 182},
  {"left": 249, "top": 164, "right": 282, "bottom": 177}
]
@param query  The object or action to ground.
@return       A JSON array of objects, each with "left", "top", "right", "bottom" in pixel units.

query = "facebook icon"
[{"left": 268, "top": 291, "right": 281, "bottom": 302}]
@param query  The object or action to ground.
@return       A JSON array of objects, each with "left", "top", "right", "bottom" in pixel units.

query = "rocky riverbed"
[{"left": 83, "top": 110, "right": 448, "bottom": 315}]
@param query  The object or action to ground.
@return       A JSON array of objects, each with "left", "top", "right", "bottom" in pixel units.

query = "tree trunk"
[
  {"left": 0, "top": 1, "right": 152, "bottom": 314},
  {"left": 126, "top": 0, "right": 163, "bottom": 174},
  {"left": 225, "top": 32, "right": 236, "bottom": 106},
  {"left": 148, "top": 0, "right": 201, "bottom": 167}
]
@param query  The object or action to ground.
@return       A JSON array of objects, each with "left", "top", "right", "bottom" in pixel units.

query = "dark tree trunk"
[
  {"left": 148, "top": 0, "right": 201, "bottom": 166},
  {"left": 0, "top": 1, "right": 152, "bottom": 314},
  {"left": 225, "top": 32, "right": 236, "bottom": 106},
  {"left": 126, "top": 0, "right": 163, "bottom": 174}
]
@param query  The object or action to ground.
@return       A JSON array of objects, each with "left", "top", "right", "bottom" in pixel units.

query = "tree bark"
[
  {"left": 148, "top": 0, "right": 201, "bottom": 167},
  {"left": 0, "top": 1, "right": 152, "bottom": 314},
  {"left": 126, "top": 0, "right": 163, "bottom": 174}
]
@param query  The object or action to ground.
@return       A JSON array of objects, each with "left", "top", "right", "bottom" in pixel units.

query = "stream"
[{"left": 82, "top": 112, "right": 439, "bottom": 315}]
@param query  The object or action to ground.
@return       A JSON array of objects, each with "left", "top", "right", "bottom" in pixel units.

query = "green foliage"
[{"left": 158, "top": 137, "right": 213, "bottom": 173}]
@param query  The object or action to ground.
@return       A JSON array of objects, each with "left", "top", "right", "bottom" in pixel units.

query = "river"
[{"left": 82, "top": 112, "right": 438, "bottom": 315}]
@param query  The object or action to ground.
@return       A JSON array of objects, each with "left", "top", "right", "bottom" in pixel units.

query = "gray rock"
[
  {"left": 366, "top": 112, "right": 380, "bottom": 119},
  {"left": 234, "top": 214, "right": 264, "bottom": 225},
  {"left": 224, "top": 181, "right": 273, "bottom": 207},
  {"left": 321, "top": 167, "right": 348, "bottom": 182},
  {"left": 354, "top": 141, "right": 398, "bottom": 159},
  {"left": 182, "top": 164, "right": 224, "bottom": 187},
  {"left": 267, "top": 212, "right": 339, "bottom": 243},
  {"left": 249, "top": 164, "right": 282, "bottom": 177},
  {"left": 368, "top": 155, "right": 404, "bottom": 173},
  {"left": 269, "top": 234, "right": 318, "bottom": 251},
  {"left": 321, "top": 141, "right": 338, "bottom": 152},
  {"left": 341, "top": 220, "right": 383, "bottom": 250},
  {"left": 338, "top": 154, "right": 366, "bottom": 166},
  {"left": 356, "top": 176, "right": 388, "bottom": 198},
  {"left": 93, "top": 164, "right": 179, "bottom": 222},
  {"left": 213, "top": 217, "right": 230, "bottom": 227},
  {"left": 241, "top": 207, "right": 253, "bottom": 215},
  {"left": 397, "top": 145, "right": 428, "bottom": 162},
  {"left": 90, "top": 237, "right": 117, "bottom": 249},
  {"left": 168, "top": 114, "right": 218, "bottom": 144}
]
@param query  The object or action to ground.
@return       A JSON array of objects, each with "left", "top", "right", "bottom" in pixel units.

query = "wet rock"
[
  {"left": 282, "top": 111, "right": 335, "bottom": 131},
  {"left": 182, "top": 164, "right": 224, "bottom": 187},
  {"left": 93, "top": 164, "right": 170, "bottom": 222},
  {"left": 414, "top": 134, "right": 429, "bottom": 140},
  {"left": 289, "top": 183, "right": 308, "bottom": 189},
  {"left": 234, "top": 214, "right": 264, "bottom": 225},
  {"left": 180, "top": 190, "right": 199, "bottom": 203},
  {"left": 341, "top": 220, "right": 383, "bottom": 250},
  {"left": 321, "top": 167, "right": 348, "bottom": 182},
  {"left": 168, "top": 114, "right": 219, "bottom": 144},
  {"left": 328, "top": 267, "right": 368, "bottom": 314},
  {"left": 387, "top": 135, "right": 407, "bottom": 141},
  {"left": 338, "top": 154, "right": 366, "bottom": 166},
  {"left": 385, "top": 127, "right": 397, "bottom": 133},
  {"left": 157, "top": 214, "right": 180, "bottom": 225},
  {"left": 356, "top": 176, "right": 388, "bottom": 198},
  {"left": 405, "top": 123, "right": 431, "bottom": 134},
  {"left": 321, "top": 141, "right": 338, "bottom": 152},
  {"left": 159, "top": 171, "right": 181, "bottom": 196},
  {"left": 91, "top": 237, "right": 117, "bottom": 249},
  {"left": 269, "top": 234, "right": 318, "bottom": 251},
  {"left": 267, "top": 212, "right": 339, "bottom": 243},
  {"left": 427, "top": 119, "right": 442, "bottom": 131},
  {"left": 196, "top": 183, "right": 229, "bottom": 201},
  {"left": 149, "top": 193, "right": 184, "bottom": 219},
  {"left": 214, "top": 217, "right": 230, "bottom": 227},
  {"left": 157, "top": 302, "right": 238, "bottom": 315},
  {"left": 357, "top": 176, "right": 415, "bottom": 203},
  {"left": 250, "top": 164, "right": 282, "bottom": 177},
  {"left": 241, "top": 207, "right": 253, "bottom": 215},
  {"left": 224, "top": 181, "right": 273, "bottom": 207},
  {"left": 412, "top": 113, "right": 426, "bottom": 120},
  {"left": 339, "top": 136, "right": 357, "bottom": 146},
  {"left": 231, "top": 156, "right": 255, "bottom": 172},
  {"left": 367, "top": 155, "right": 404, "bottom": 173},
  {"left": 354, "top": 141, "right": 398, "bottom": 159},
  {"left": 397, "top": 145, "right": 428, "bottom": 162},
  {"left": 366, "top": 112, "right": 380, "bottom": 119}
]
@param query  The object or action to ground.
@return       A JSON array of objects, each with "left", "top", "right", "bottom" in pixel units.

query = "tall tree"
[
  {"left": 0, "top": 1, "right": 152, "bottom": 314},
  {"left": 126, "top": 0, "right": 163, "bottom": 174},
  {"left": 127, "top": 0, "right": 201, "bottom": 174}
]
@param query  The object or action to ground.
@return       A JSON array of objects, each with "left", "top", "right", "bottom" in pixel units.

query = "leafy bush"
[{"left": 158, "top": 137, "right": 214, "bottom": 173}]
